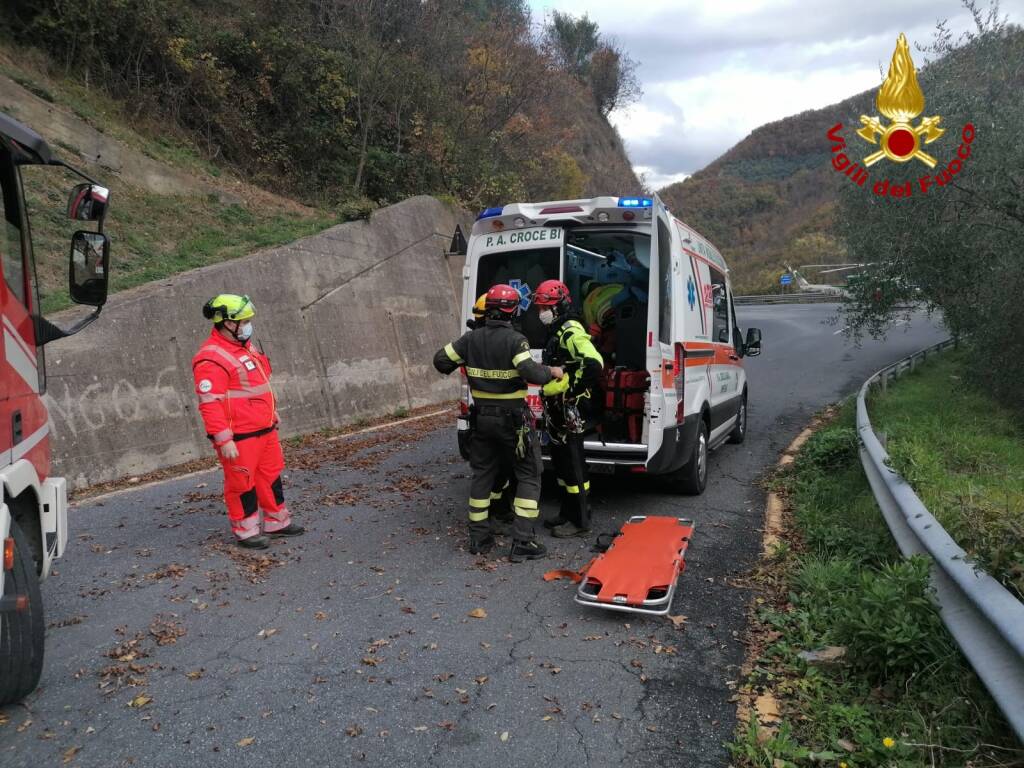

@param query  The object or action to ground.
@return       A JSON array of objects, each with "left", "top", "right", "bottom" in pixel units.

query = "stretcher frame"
[{"left": 574, "top": 515, "right": 694, "bottom": 616}]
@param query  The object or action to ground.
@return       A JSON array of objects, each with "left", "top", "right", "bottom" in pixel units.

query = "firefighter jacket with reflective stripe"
[
  {"left": 433, "top": 320, "right": 552, "bottom": 403},
  {"left": 192, "top": 329, "right": 277, "bottom": 446},
  {"left": 543, "top": 317, "right": 604, "bottom": 397}
]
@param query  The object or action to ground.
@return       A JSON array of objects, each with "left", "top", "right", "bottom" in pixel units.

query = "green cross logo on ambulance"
[{"left": 459, "top": 196, "right": 762, "bottom": 495}]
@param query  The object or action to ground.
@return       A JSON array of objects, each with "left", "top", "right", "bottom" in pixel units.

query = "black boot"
[
  {"left": 237, "top": 535, "right": 270, "bottom": 550},
  {"left": 469, "top": 533, "right": 495, "bottom": 555},
  {"left": 509, "top": 539, "right": 547, "bottom": 563},
  {"left": 269, "top": 523, "right": 305, "bottom": 537}
]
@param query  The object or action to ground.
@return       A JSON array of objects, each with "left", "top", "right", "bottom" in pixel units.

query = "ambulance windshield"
[{"left": 475, "top": 246, "right": 560, "bottom": 348}]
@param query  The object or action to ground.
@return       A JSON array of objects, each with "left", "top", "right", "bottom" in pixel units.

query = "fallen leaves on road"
[
  {"left": 185, "top": 669, "right": 204, "bottom": 681},
  {"left": 467, "top": 608, "right": 488, "bottom": 619},
  {"left": 257, "top": 628, "right": 279, "bottom": 639},
  {"left": 314, "top": 611, "right": 328, "bottom": 621},
  {"left": 149, "top": 616, "right": 186, "bottom": 646},
  {"left": 500, "top": 731, "right": 510, "bottom": 742},
  {"left": 346, "top": 725, "right": 363, "bottom": 737},
  {"left": 128, "top": 693, "right": 152, "bottom": 708},
  {"left": 237, "top": 737, "right": 255, "bottom": 747},
  {"left": 413, "top": 725, "right": 428, "bottom": 732},
  {"left": 437, "top": 721, "right": 456, "bottom": 731},
  {"left": 667, "top": 615, "right": 688, "bottom": 628},
  {"left": 144, "top": 564, "right": 189, "bottom": 581},
  {"left": 16, "top": 718, "right": 32, "bottom": 733},
  {"left": 62, "top": 746, "right": 80, "bottom": 764}
]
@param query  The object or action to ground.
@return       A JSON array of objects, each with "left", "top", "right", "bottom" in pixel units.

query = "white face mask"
[
  {"left": 236, "top": 321, "right": 254, "bottom": 341},
  {"left": 538, "top": 308, "right": 555, "bottom": 326}
]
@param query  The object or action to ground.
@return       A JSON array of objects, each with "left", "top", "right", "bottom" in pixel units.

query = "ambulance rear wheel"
[
  {"left": 668, "top": 420, "right": 708, "bottom": 495},
  {"left": 0, "top": 521, "right": 45, "bottom": 706},
  {"left": 728, "top": 391, "right": 747, "bottom": 444}
]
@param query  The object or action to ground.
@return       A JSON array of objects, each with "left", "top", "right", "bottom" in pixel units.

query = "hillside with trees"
[
  {"left": 2, "top": 1, "right": 639, "bottom": 208},
  {"left": 1, "top": 1, "right": 642, "bottom": 308}
]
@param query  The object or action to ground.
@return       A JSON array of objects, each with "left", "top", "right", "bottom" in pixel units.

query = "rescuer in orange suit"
[{"left": 192, "top": 294, "right": 304, "bottom": 549}]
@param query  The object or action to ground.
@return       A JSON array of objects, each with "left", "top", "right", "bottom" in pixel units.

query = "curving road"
[{"left": 1, "top": 304, "right": 945, "bottom": 768}]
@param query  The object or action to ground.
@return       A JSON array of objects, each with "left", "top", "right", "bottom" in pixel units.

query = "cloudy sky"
[{"left": 528, "top": 0, "right": 1023, "bottom": 189}]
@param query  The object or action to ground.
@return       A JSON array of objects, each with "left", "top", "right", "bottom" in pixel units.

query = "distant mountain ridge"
[{"left": 660, "top": 88, "right": 875, "bottom": 293}]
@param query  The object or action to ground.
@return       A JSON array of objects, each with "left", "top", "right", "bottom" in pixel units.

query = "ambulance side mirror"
[{"left": 745, "top": 327, "right": 762, "bottom": 357}]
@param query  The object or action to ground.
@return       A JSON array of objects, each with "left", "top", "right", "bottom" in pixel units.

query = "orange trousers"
[{"left": 218, "top": 429, "right": 290, "bottom": 539}]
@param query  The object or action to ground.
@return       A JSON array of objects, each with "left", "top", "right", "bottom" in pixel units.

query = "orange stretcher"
[{"left": 574, "top": 516, "right": 694, "bottom": 616}]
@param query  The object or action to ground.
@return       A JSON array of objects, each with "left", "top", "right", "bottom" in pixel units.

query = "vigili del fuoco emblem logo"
[
  {"left": 827, "top": 33, "right": 975, "bottom": 199},
  {"left": 856, "top": 33, "right": 943, "bottom": 167}
]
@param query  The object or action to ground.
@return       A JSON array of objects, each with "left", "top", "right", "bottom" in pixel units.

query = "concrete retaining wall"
[{"left": 44, "top": 195, "right": 469, "bottom": 488}]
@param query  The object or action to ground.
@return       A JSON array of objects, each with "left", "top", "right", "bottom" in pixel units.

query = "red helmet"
[
  {"left": 533, "top": 279, "right": 571, "bottom": 308},
  {"left": 485, "top": 284, "right": 521, "bottom": 314}
]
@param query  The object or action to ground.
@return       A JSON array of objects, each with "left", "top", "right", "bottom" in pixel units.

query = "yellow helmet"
[
  {"left": 203, "top": 294, "right": 255, "bottom": 323},
  {"left": 471, "top": 293, "right": 488, "bottom": 320}
]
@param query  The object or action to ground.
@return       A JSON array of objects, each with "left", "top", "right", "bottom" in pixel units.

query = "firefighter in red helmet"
[
  {"left": 192, "top": 294, "right": 304, "bottom": 549},
  {"left": 533, "top": 279, "right": 604, "bottom": 538},
  {"left": 434, "top": 284, "right": 564, "bottom": 560}
]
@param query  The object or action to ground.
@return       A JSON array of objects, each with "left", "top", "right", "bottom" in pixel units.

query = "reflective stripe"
[
  {"left": 199, "top": 393, "right": 225, "bottom": 403},
  {"left": 513, "top": 498, "right": 538, "bottom": 510},
  {"left": 514, "top": 504, "right": 539, "bottom": 519},
  {"left": 232, "top": 514, "right": 261, "bottom": 540},
  {"left": 212, "top": 429, "right": 234, "bottom": 444},
  {"left": 468, "top": 510, "right": 489, "bottom": 522},
  {"left": 564, "top": 481, "right": 592, "bottom": 494},
  {"left": 489, "top": 491, "right": 504, "bottom": 500},
  {"left": 471, "top": 389, "right": 528, "bottom": 400},
  {"left": 226, "top": 383, "right": 273, "bottom": 398},
  {"left": 512, "top": 351, "right": 532, "bottom": 366},
  {"left": 468, "top": 497, "right": 491, "bottom": 509},
  {"left": 199, "top": 344, "right": 251, "bottom": 386},
  {"left": 445, "top": 343, "right": 464, "bottom": 363},
  {"left": 556, "top": 478, "right": 566, "bottom": 487},
  {"left": 263, "top": 506, "right": 292, "bottom": 532},
  {"left": 465, "top": 367, "right": 520, "bottom": 380}
]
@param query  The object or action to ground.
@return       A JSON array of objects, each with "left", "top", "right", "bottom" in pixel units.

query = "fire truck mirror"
[
  {"left": 69, "top": 231, "right": 110, "bottom": 307},
  {"left": 67, "top": 183, "right": 110, "bottom": 223}
]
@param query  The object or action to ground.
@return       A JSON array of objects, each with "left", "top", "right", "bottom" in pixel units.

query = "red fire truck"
[{"left": 1, "top": 111, "right": 110, "bottom": 704}]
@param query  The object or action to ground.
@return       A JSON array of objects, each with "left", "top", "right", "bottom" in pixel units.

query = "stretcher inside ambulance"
[{"left": 459, "top": 195, "right": 762, "bottom": 494}]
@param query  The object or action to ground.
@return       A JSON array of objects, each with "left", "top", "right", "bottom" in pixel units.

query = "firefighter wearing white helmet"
[{"left": 192, "top": 294, "right": 304, "bottom": 548}]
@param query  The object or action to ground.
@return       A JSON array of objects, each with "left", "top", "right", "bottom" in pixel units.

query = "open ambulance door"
[{"left": 644, "top": 195, "right": 677, "bottom": 465}]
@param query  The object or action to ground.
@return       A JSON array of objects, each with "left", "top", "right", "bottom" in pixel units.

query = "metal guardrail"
[
  {"left": 857, "top": 338, "right": 1024, "bottom": 740},
  {"left": 734, "top": 291, "right": 838, "bottom": 305}
]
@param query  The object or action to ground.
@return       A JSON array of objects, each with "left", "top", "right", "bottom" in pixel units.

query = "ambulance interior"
[{"left": 474, "top": 227, "right": 653, "bottom": 444}]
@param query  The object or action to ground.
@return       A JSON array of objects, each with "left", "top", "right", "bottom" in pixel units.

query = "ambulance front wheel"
[
  {"left": 667, "top": 420, "right": 708, "bottom": 495},
  {"left": 0, "top": 520, "right": 46, "bottom": 706},
  {"left": 728, "top": 391, "right": 747, "bottom": 444}
]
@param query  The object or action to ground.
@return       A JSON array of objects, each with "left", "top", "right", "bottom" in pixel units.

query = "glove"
[
  {"left": 219, "top": 440, "right": 239, "bottom": 460},
  {"left": 542, "top": 375, "right": 570, "bottom": 397}
]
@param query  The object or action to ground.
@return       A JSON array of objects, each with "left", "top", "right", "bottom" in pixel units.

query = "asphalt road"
[{"left": 1, "top": 304, "right": 946, "bottom": 768}]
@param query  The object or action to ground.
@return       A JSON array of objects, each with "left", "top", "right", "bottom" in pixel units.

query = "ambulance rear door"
[{"left": 644, "top": 195, "right": 676, "bottom": 463}]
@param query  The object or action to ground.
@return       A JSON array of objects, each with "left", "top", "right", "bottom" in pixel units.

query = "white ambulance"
[{"left": 456, "top": 194, "right": 762, "bottom": 494}]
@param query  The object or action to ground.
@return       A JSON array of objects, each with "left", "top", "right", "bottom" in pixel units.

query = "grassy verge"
[
  {"left": 729, "top": 396, "right": 1022, "bottom": 767},
  {"left": 870, "top": 348, "right": 1024, "bottom": 597}
]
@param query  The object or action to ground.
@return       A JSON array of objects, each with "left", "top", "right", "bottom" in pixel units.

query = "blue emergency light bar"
[
  {"left": 617, "top": 197, "right": 652, "bottom": 208},
  {"left": 476, "top": 206, "right": 504, "bottom": 220}
]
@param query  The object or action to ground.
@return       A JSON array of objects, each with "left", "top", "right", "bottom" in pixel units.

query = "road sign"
[{"left": 780, "top": 274, "right": 793, "bottom": 285}]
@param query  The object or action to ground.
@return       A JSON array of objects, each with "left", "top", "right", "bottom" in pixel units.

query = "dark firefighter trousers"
[
  {"left": 468, "top": 406, "right": 541, "bottom": 543},
  {"left": 550, "top": 430, "right": 591, "bottom": 530}
]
